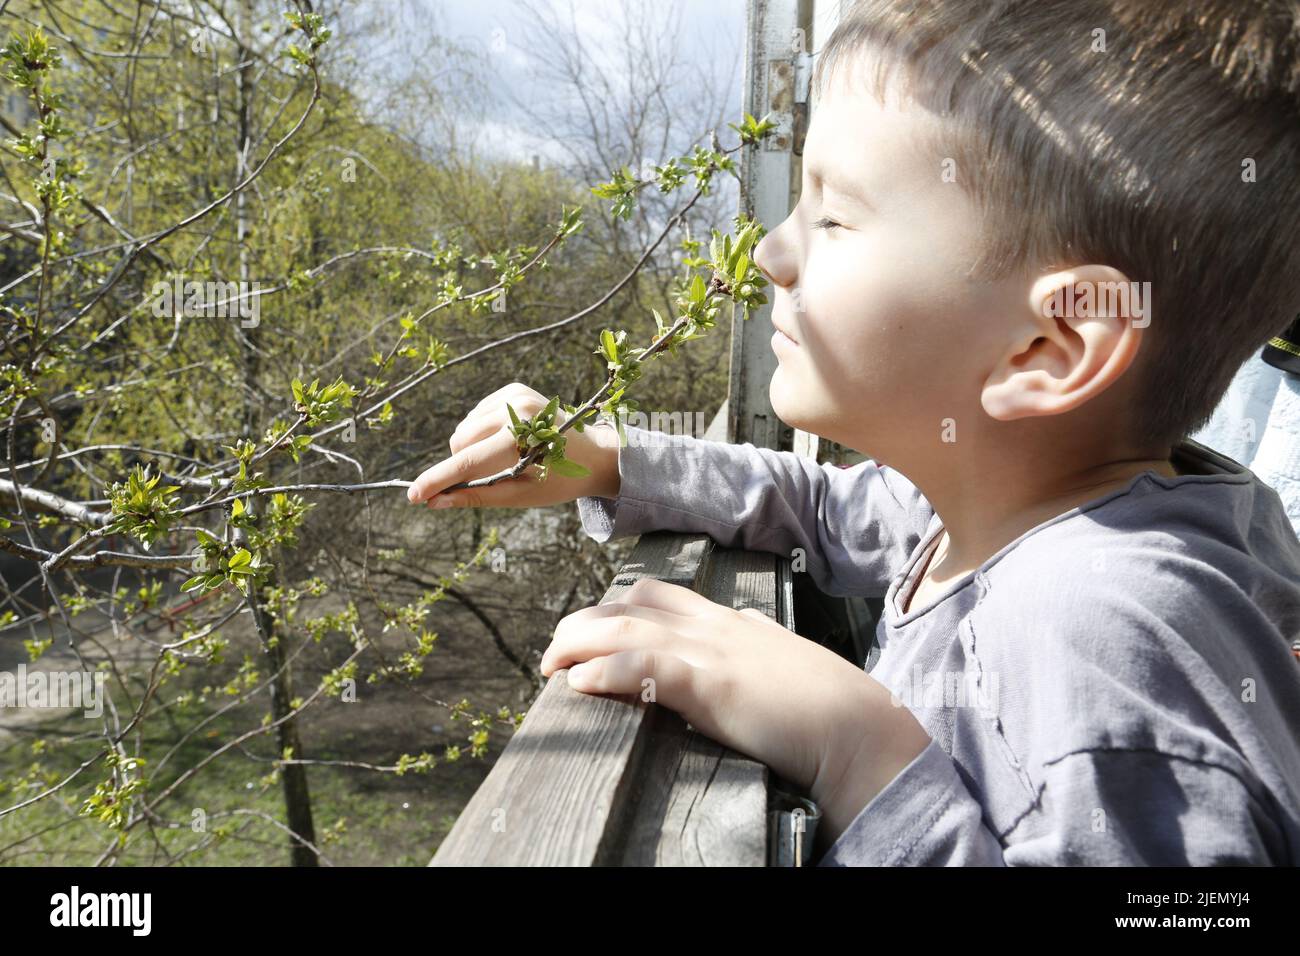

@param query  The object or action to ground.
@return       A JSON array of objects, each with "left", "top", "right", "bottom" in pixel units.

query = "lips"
[{"left": 771, "top": 320, "right": 799, "bottom": 345}]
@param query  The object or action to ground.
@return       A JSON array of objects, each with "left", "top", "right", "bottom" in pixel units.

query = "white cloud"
[{"left": 465, "top": 117, "right": 572, "bottom": 166}]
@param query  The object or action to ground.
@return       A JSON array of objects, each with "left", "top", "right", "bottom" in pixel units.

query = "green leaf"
[
  {"left": 547, "top": 457, "right": 591, "bottom": 479},
  {"left": 652, "top": 308, "right": 669, "bottom": 339},
  {"left": 734, "top": 222, "right": 759, "bottom": 259},
  {"left": 690, "top": 273, "right": 707, "bottom": 303}
]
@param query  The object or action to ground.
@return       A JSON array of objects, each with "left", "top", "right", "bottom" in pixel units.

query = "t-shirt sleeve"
[
  {"left": 575, "top": 424, "right": 934, "bottom": 597},
  {"left": 817, "top": 739, "right": 1281, "bottom": 865},
  {"left": 816, "top": 738, "right": 1007, "bottom": 866}
]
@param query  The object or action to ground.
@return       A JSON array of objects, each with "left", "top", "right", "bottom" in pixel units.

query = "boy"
[{"left": 408, "top": 0, "right": 1300, "bottom": 864}]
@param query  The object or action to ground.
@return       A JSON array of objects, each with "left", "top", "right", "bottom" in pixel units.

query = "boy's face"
[{"left": 753, "top": 69, "right": 1020, "bottom": 465}]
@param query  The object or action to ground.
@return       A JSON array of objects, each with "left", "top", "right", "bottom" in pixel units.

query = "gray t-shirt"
[{"left": 576, "top": 426, "right": 1300, "bottom": 865}]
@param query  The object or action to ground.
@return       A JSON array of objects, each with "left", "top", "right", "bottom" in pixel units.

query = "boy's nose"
[{"left": 753, "top": 230, "right": 796, "bottom": 289}]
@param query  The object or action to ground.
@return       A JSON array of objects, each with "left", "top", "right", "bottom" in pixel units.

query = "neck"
[{"left": 898, "top": 424, "right": 1177, "bottom": 583}]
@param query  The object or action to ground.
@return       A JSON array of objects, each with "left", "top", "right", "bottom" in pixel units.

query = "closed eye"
[{"left": 812, "top": 216, "right": 842, "bottom": 231}]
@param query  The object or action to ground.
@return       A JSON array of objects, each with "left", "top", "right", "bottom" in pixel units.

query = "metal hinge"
[
  {"left": 768, "top": 786, "right": 822, "bottom": 866},
  {"left": 766, "top": 50, "right": 815, "bottom": 154}
]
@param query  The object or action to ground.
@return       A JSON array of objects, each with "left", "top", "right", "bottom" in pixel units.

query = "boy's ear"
[{"left": 981, "top": 264, "right": 1147, "bottom": 421}]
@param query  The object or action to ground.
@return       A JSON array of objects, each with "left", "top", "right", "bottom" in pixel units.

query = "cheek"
[
  {"left": 774, "top": 244, "right": 992, "bottom": 449},
  {"left": 797, "top": 251, "right": 932, "bottom": 386}
]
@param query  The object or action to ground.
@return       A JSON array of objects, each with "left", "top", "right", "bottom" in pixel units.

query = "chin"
[
  {"left": 768, "top": 367, "right": 803, "bottom": 427},
  {"left": 769, "top": 371, "right": 829, "bottom": 440},
  {"left": 773, "top": 380, "right": 877, "bottom": 455}
]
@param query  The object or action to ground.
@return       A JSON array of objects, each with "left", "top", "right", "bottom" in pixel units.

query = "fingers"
[
  {"left": 450, "top": 384, "right": 546, "bottom": 454},
  {"left": 449, "top": 412, "right": 507, "bottom": 456},
  {"left": 612, "top": 577, "right": 722, "bottom": 617},
  {"left": 541, "top": 602, "right": 693, "bottom": 675},
  {"left": 406, "top": 427, "right": 529, "bottom": 504},
  {"left": 462, "top": 382, "right": 540, "bottom": 423},
  {"left": 565, "top": 648, "right": 700, "bottom": 705}
]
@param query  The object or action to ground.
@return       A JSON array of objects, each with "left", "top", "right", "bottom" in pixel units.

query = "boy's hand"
[
  {"left": 540, "top": 577, "right": 932, "bottom": 845},
  {"left": 407, "top": 383, "right": 622, "bottom": 508}
]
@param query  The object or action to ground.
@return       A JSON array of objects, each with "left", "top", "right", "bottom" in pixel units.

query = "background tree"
[{"left": 0, "top": 0, "right": 767, "bottom": 865}]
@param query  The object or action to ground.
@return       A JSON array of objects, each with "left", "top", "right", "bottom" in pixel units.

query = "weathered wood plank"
[
  {"left": 606, "top": 547, "right": 792, "bottom": 865},
  {"left": 602, "top": 707, "right": 769, "bottom": 866}
]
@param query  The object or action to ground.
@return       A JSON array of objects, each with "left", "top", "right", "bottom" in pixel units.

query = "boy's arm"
[
  {"left": 575, "top": 424, "right": 935, "bottom": 598},
  {"left": 817, "top": 739, "right": 1281, "bottom": 865}
]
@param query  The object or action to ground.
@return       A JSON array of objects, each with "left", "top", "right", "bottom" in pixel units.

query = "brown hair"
[{"left": 813, "top": 0, "right": 1300, "bottom": 448}]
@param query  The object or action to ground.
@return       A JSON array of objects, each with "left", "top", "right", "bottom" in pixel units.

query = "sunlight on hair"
[{"left": 960, "top": 49, "right": 1073, "bottom": 154}]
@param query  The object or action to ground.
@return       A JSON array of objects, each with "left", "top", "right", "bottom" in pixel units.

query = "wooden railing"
[{"left": 429, "top": 531, "right": 794, "bottom": 866}]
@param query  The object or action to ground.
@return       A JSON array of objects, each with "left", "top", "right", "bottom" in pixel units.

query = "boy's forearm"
[
  {"left": 810, "top": 668, "right": 932, "bottom": 850},
  {"left": 574, "top": 424, "right": 935, "bottom": 597}
]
